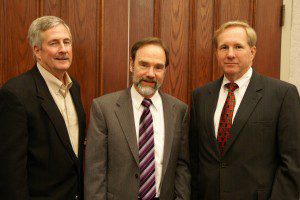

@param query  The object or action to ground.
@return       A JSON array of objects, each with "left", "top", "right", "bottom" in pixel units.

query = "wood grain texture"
[
  {"left": 0, "top": 1, "right": 4, "bottom": 85},
  {"left": 254, "top": 0, "right": 282, "bottom": 78},
  {"left": 2, "top": 0, "right": 37, "bottom": 84},
  {"left": 189, "top": 0, "right": 214, "bottom": 91},
  {"left": 102, "top": 0, "right": 129, "bottom": 94},
  {"left": 0, "top": 0, "right": 283, "bottom": 109},
  {"left": 129, "top": 0, "right": 154, "bottom": 46},
  {"left": 158, "top": 0, "right": 189, "bottom": 102}
]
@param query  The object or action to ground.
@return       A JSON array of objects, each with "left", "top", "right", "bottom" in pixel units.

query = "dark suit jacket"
[
  {"left": 0, "top": 66, "right": 86, "bottom": 200},
  {"left": 190, "top": 71, "right": 300, "bottom": 200},
  {"left": 84, "top": 89, "right": 190, "bottom": 200}
]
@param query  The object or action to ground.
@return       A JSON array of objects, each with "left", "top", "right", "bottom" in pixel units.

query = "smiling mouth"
[{"left": 55, "top": 58, "right": 69, "bottom": 60}]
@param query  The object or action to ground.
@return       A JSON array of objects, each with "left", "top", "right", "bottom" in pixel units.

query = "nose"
[
  {"left": 227, "top": 47, "right": 235, "bottom": 58},
  {"left": 146, "top": 67, "right": 155, "bottom": 78},
  {"left": 59, "top": 42, "right": 67, "bottom": 52}
]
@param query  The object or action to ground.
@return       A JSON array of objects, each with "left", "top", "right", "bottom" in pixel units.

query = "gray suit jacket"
[
  {"left": 84, "top": 89, "right": 190, "bottom": 200},
  {"left": 190, "top": 71, "right": 300, "bottom": 200}
]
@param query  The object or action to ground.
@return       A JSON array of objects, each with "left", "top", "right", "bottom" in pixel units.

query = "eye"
[
  {"left": 138, "top": 62, "right": 149, "bottom": 68},
  {"left": 49, "top": 41, "right": 58, "bottom": 46},
  {"left": 219, "top": 45, "right": 228, "bottom": 50},
  {"left": 154, "top": 65, "right": 165, "bottom": 71},
  {"left": 64, "top": 40, "right": 72, "bottom": 46}
]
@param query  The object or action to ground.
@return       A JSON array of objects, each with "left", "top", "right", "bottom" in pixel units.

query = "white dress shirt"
[
  {"left": 37, "top": 63, "right": 79, "bottom": 156},
  {"left": 214, "top": 67, "right": 253, "bottom": 137},
  {"left": 131, "top": 86, "right": 165, "bottom": 197}
]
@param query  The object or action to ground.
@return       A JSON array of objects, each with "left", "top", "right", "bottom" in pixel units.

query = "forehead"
[
  {"left": 41, "top": 24, "right": 71, "bottom": 41},
  {"left": 135, "top": 44, "right": 166, "bottom": 62},
  {"left": 218, "top": 26, "right": 248, "bottom": 45}
]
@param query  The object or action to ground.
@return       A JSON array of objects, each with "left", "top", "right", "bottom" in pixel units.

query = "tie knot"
[
  {"left": 225, "top": 82, "right": 239, "bottom": 92},
  {"left": 141, "top": 98, "right": 151, "bottom": 108}
]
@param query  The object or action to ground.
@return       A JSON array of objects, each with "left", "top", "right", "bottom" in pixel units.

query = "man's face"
[
  {"left": 216, "top": 26, "right": 256, "bottom": 81},
  {"left": 34, "top": 24, "right": 72, "bottom": 81},
  {"left": 130, "top": 44, "right": 167, "bottom": 98}
]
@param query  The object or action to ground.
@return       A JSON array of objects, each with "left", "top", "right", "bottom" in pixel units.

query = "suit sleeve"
[
  {"left": 270, "top": 85, "right": 300, "bottom": 200},
  {"left": 174, "top": 105, "right": 191, "bottom": 199},
  {"left": 0, "top": 88, "right": 29, "bottom": 199},
  {"left": 84, "top": 100, "right": 108, "bottom": 200},
  {"left": 189, "top": 91, "right": 199, "bottom": 200}
]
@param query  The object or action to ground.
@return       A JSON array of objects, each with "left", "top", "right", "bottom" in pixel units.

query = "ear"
[
  {"left": 129, "top": 57, "right": 134, "bottom": 73},
  {"left": 250, "top": 46, "right": 256, "bottom": 59},
  {"left": 214, "top": 48, "right": 219, "bottom": 59},
  {"left": 33, "top": 45, "right": 41, "bottom": 61}
]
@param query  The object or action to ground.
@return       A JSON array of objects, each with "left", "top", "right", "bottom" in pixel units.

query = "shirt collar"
[
  {"left": 222, "top": 67, "right": 253, "bottom": 90},
  {"left": 130, "top": 85, "right": 160, "bottom": 111},
  {"left": 37, "top": 63, "right": 73, "bottom": 96}
]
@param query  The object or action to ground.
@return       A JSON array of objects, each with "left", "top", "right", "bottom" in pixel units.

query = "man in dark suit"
[
  {"left": 84, "top": 37, "right": 190, "bottom": 200},
  {"left": 190, "top": 21, "right": 300, "bottom": 200},
  {"left": 0, "top": 16, "right": 86, "bottom": 199}
]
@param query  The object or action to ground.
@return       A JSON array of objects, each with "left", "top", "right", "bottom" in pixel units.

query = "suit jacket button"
[
  {"left": 220, "top": 162, "right": 228, "bottom": 168},
  {"left": 135, "top": 174, "right": 139, "bottom": 179},
  {"left": 75, "top": 195, "right": 79, "bottom": 200}
]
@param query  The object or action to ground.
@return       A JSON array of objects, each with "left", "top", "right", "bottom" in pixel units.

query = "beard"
[{"left": 133, "top": 77, "right": 161, "bottom": 97}]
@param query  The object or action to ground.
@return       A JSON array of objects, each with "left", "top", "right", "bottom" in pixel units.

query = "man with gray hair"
[{"left": 0, "top": 16, "right": 86, "bottom": 199}]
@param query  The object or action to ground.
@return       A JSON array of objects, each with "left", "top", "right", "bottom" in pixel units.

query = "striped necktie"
[{"left": 138, "top": 98, "right": 156, "bottom": 199}]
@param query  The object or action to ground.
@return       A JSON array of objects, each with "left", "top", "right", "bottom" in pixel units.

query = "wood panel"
[
  {"left": 2, "top": 0, "right": 37, "bottom": 84},
  {"left": 254, "top": 0, "right": 282, "bottom": 78},
  {"left": 102, "top": 0, "right": 129, "bottom": 95},
  {"left": 189, "top": 0, "right": 214, "bottom": 91},
  {"left": 158, "top": 0, "right": 189, "bottom": 102},
  {"left": 129, "top": 1, "right": 154, "bottom": 46},
  {"left": 0, "top": 1, "right": 4, "bottom": 85},
  {"left": 0, "top": 0, "right": 283, "bottom": 114}
]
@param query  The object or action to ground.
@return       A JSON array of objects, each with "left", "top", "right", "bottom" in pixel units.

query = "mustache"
[
  {"left": 139, "top": 78, "right": 157, "bottom": 84},
  {"left": 55, "top": 55, "right": 69, "bottom": 60}
]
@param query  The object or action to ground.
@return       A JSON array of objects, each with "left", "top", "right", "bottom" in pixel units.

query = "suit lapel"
[
  {"left": 160, "top": 93, "right": 176, "bottom": 185},
  {"left": 114, "top": 89, "right": 139, "bottom": 165},
  {"left": 30, "top": 66, "right": 79, "bottom": 164},
  {"left": 223, "top": 72, "right": 263, "bottom": 155},
  {"left": 69, "top": 84, "right": 85, "bottom": 168},
  {"left": 204, "top": 78, "right": 223, "bottom": 158}
]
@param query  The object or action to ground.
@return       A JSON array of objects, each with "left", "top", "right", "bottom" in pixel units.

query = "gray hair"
[
  {"left": 27, "top": 16, "right": 71, "bottom": 50},
  {"left": 213, "top": 20, "right": 257, "bottom": 48}
]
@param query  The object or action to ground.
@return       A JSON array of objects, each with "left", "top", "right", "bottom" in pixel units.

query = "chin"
[{"left": 56, "top": 64, "right": 71, "bottom": 71}]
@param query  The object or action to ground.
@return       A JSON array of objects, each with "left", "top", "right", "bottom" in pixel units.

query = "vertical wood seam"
[
  {"left": 153, "top": 0, "right": 161, "bottom": 37},
  {"left": 212, "top": 0, "right": 220, "bottom": 80},
  {"left": 98, "top": 0, "right": 103, "bottom": 96},
  {"left": 188, "top": 0, "right": 196, "bottom": 102},
  {"left": 127, "top": 0, "right": 130, "bottom": 87}
]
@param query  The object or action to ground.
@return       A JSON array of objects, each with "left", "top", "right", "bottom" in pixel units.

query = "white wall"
[{"left": 281, "top": 0, "right": 300, "bottom": 93}]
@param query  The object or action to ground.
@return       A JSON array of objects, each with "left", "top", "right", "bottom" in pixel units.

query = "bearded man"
[{"left": 84, "top": 37, "right": 190, "bottom": 200}]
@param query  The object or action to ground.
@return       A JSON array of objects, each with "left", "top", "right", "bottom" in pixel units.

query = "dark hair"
[{"left": 130, "top": 37, "right": 169, "bottom": 67}]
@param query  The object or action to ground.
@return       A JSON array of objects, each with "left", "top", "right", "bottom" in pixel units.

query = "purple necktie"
[{"left": 138, "top": 98, "right": 156, "bottom": 200}]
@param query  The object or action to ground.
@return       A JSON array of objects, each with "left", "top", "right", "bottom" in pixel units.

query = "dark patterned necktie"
[
  {"left": 217, "top": 82, "right": 239, "bottom": 156},
  {"left": 138, "top": 98, "right": 156, "bottom": 199}
]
